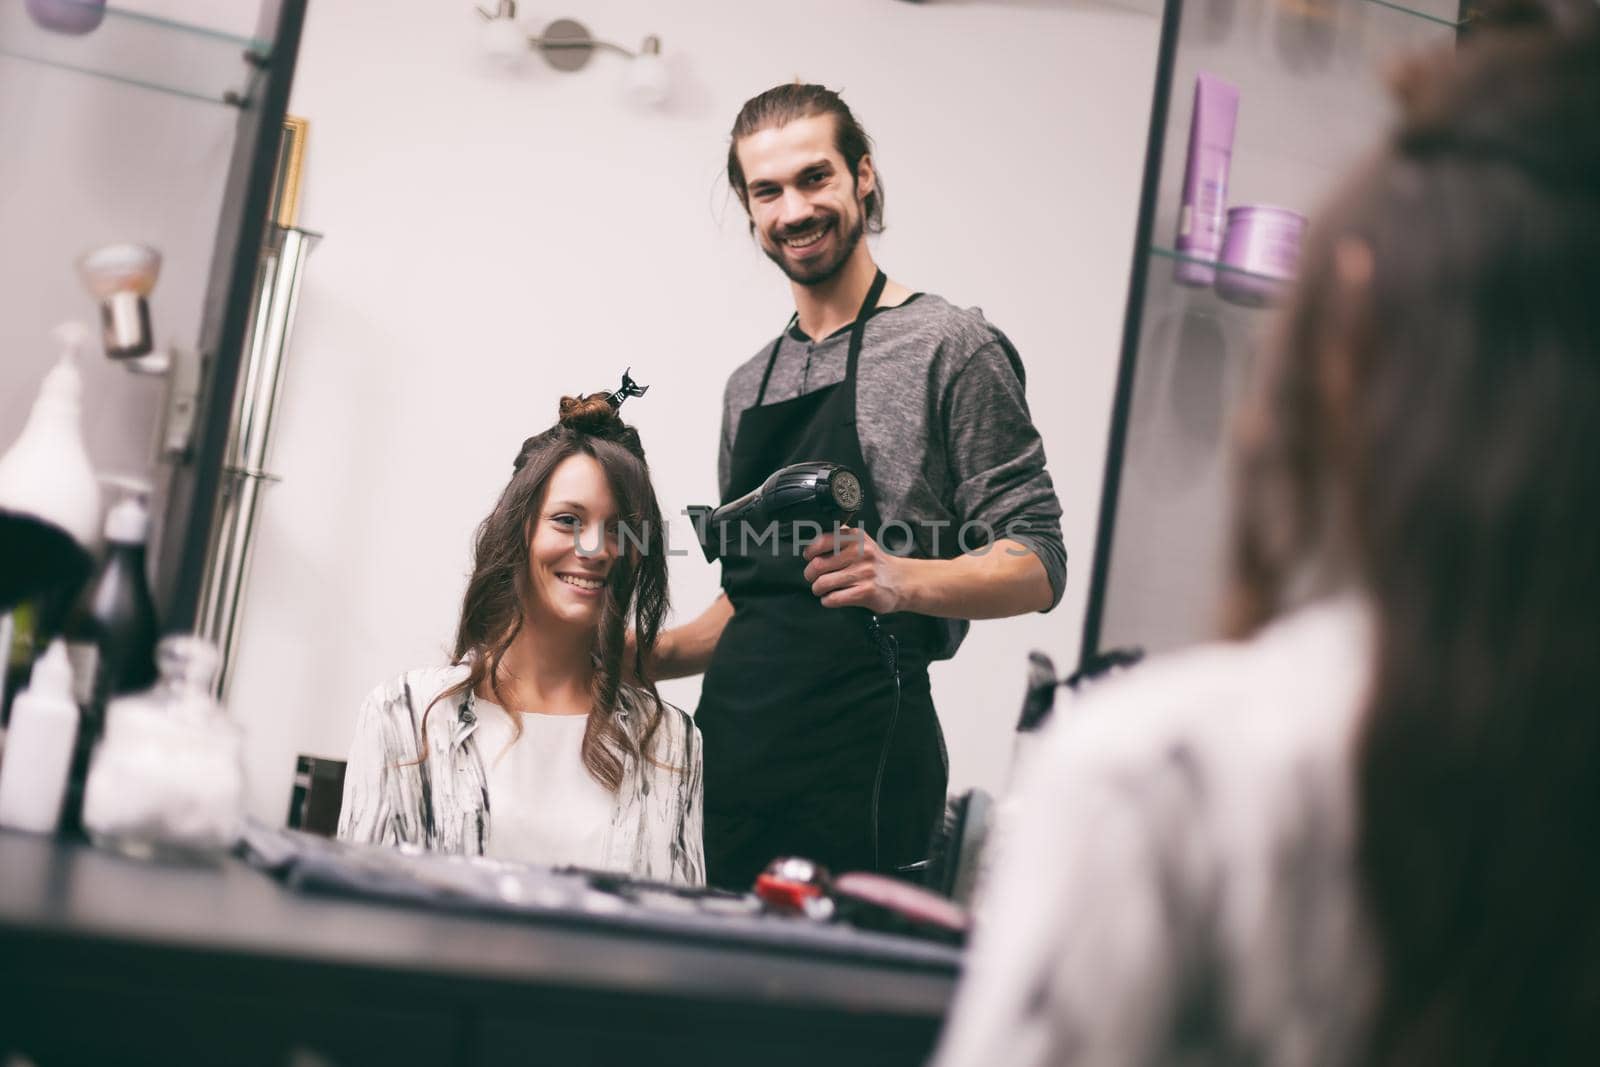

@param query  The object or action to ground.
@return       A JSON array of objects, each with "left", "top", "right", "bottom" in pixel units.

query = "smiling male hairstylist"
[{"left": 650, "top": 84, "right": 1067, "bottom": 890}]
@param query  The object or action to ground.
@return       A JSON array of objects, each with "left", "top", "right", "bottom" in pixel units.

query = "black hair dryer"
[{"left": 689, "top": 461, "right": 863, "bottom": 563}]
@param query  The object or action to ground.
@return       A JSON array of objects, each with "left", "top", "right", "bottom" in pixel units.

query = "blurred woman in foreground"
[{"left": 935, "top": 3, "right": 1600, "bottom": 1063}]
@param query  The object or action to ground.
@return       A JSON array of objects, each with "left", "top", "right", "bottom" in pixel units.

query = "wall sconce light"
[
  {"left": 76, "top": 243, "right": 161, "bottom": 361},
  {"left": 475, "top": 2, "right": 669, "bottom": 107}
]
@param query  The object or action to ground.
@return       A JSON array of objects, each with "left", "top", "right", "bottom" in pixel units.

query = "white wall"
[{"left": 226, "top": 0, "right": 1161, "bottom": 825}]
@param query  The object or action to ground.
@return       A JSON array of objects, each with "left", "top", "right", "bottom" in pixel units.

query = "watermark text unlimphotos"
[{"left": 572, "top": 510, "right": 1036, "bottom": 558}]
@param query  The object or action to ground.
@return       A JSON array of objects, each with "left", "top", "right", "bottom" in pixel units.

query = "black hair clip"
[{"left": 606, "top": 368, "right": 650, "bottom": 411}]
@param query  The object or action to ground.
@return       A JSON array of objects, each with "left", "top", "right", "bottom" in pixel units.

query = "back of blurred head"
[{"left": 1225, "top": 1, "right": 1600, "bottom": 1060}]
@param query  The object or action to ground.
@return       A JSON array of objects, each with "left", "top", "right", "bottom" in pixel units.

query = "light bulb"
[
  {"left": 76, "top": 243, "right": 162, "bottom": 359},
  {"left": 624, "top": 38, "right": 669, "bottom": 108},
  {"left": 481, "top": 13, "right": 528, "bottom": 69}
]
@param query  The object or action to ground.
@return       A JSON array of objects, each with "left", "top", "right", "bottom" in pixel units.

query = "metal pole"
[{"left": 197, "top": 225, "right": 320, "bottom": 699}]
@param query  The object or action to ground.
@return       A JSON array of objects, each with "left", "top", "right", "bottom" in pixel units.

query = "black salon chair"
[
  {"left": 921, "top": 788, "right": 992, "bottom": 905},
  {"left": 285, "top": 754, "right": 346, "bottom": 837}
]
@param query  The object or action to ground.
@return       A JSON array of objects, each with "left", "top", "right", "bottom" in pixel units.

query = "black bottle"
[{"left": 59, "top": 493, "right": 159, "bottom": 833}]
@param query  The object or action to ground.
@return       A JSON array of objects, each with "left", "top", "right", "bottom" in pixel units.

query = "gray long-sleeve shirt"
[{"left": 719, "top": 292, "right": 1067, "bottom": 660}]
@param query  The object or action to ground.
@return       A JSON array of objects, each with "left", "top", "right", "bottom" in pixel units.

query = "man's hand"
[{"left": 802, "top": 527, "right": 908, "bottom": 614}]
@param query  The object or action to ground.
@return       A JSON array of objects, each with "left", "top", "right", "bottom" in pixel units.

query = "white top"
[
  {"left": 337, "top": 664, "right": 705, "bottom": 885},
  {"left": 473, "top": 701, "right": 615, "bottom": 870},
  {"left": 934, "top": 597, "right": 1377, "bottom": 1067}
]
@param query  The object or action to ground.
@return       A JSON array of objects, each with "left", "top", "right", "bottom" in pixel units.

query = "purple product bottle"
[
  {"left": 25, "top": 0, "right": 107, "bottom": 35},
  {"left": 1173, "top": 73, "right": 1241, "bottom": 286}
]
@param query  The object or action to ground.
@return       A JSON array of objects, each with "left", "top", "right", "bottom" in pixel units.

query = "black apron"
[{"left": 696, "top": 271, "right": 948, "bottom": 890}]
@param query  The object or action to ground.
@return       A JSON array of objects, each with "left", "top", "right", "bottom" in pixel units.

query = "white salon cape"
[
  {"left": 934, "top": 598, "right": 1377, "bottom": 1067},
  {"left": 338, "top": 665, "right": 705, "bottom": 885}
]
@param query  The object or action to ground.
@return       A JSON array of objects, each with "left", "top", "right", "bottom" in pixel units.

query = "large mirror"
[{"left": 221, "top": 0, "right": 1165, "bottom": 870}]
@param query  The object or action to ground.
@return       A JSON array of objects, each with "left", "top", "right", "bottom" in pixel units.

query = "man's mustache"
[{"left": 774, "top": 216, "right": 836, "bottom": 239}]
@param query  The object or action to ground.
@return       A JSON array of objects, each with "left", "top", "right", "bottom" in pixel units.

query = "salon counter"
[{"left": 0, "top": 831, "right": 956, "bottom": 1066}]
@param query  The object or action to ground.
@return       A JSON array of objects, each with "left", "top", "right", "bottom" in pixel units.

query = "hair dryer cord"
[{"left": 868, "top": 616, "right": 901, "bottom": 873}]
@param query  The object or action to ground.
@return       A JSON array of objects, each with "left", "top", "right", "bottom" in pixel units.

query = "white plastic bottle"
[
  {"left": 0, "top": 641, "right": 81, "bottom": 834},
  {"left": 0, "top": 322, "right": 103, "bottom": 556}
]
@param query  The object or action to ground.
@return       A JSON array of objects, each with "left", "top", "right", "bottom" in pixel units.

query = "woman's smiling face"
[{"left": 525, "top": 453, "right": 620, "bottom": 631}]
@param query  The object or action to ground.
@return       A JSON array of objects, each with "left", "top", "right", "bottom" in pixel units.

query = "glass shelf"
[
  {"left": 0, "top": 0, "right": 269, "bottom": 107},
  {"left": 1079, "top": 0, "right": 1464, "bottom": 25},
  {"left": 1147, "top": 243, "right": 1296, "bottom": 308},
  {"left": 1361, "top": 0, "right": 1463, "bottom": 29}
]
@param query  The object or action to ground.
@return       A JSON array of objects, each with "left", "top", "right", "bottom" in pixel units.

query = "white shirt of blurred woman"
[{"left": 933, "top": 597, "right": 1377, "bottom": 1067}]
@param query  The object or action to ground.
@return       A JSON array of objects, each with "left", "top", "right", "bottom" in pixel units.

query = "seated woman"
[
  {"left": 936, "top": 4, "right": 1600, "bottom": 1064},
  {"left": 338, "top": 381, "right": 704, "bottom": 885}
]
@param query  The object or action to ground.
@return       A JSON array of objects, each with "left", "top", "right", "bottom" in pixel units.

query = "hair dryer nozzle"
[
  {"left": 690, "top": 462, "right": 866, "bottom": 561},
  {"left": 829, "top": 467, "right": 863, "bottom": 516}
]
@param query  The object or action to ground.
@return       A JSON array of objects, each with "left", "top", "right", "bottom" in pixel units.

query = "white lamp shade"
[
  {"left": 624, "top": 52, "right": 670, "bottom": 108},
  {"left": 480, "top": 15, "right": 527, "bottom": 68},
  {"left": 76, "top": 243, "right": 161, "bottom": 300}
]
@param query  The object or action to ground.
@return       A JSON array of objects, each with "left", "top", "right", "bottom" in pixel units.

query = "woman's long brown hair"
[
  {"left": 1224, "top": 3, "right": 1600, "bottom": 1061},
  {"left": 420, "top": 392, "right": 671, "bottom": 791}
]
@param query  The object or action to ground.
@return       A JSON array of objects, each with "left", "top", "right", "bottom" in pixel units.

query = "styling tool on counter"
[
  {"left": 76, "top": 243, "right": 162, "bottom": 361},
  {"left": 574, "top": 869, "right": 758, "bottom": 919},
  {"left": 688, "top": 460, "right": 863, "bottom": 563},
  {"left": 0, "top": 640, "right": 80, "bottom": 834},
  {"left": 755, "top": 856, "right": 835, "bottom": 919},
  {"left": 0, "top": 323, "right": 101, "bottom": 614},
  {"left": 831, "top": 872, "right": 969, "bottom": 946},
  {"left": 754, "top": 855, "right": 969, "bottom": 945},
  {"left": 238, "top": 825, "right": 963, "bottom": 969},
  {"left": 1174, "top": 73, "right": 1240, "bottom": 286}
]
